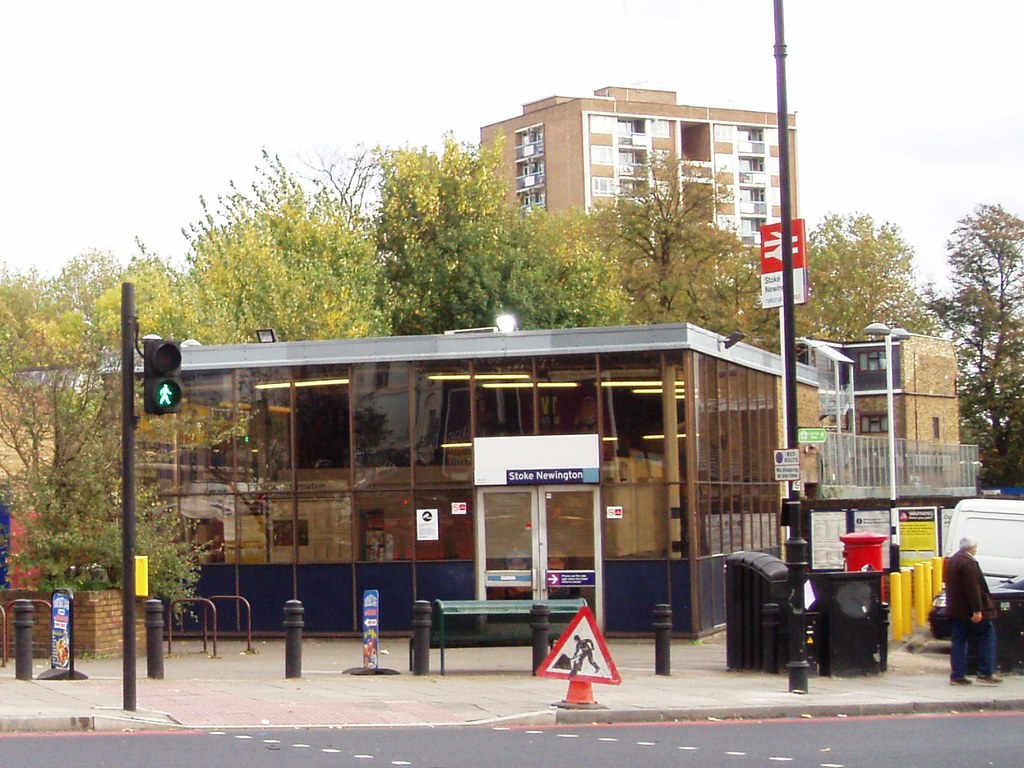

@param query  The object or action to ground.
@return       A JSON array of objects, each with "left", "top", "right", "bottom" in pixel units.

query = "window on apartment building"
[
  {"left": 592, "top": 177, "right": 616, "bottom": 196},
  {"left": 739, "top": 127, "right": 765, "bottom": 143},
  {"left": 714, "top": 124, "right": 735, "bottom": 142},
  {"left": 861, "top": 414, "right": 888, "bottom": 434},
  {"left": 590, "top": 115, "right": 615, "bottom": 134},
  {"left": 932, "top": 416, "right": 941, "bottom": 440},
  {"left": 590, "top": 145, "right": 614, "bottom": 165},
  {"left": 858, "top": 350, "right": 886, "bottom": 371},
  {"left": 739, "top": 157, "right": 765, "bottom": 173},
  {"left": 740, "top": 218, "right": 764, "bottom": 236},
  {"left": 740, "top": 188, "right": 766, "bottom": 203},
  {"left": 617, "top": 118, "right": 646, "bottom": 135},
  {"left": 651, "top": 119, "right": 670, "bottom": 138}
]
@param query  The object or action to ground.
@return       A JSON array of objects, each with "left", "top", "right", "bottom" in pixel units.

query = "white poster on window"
[{"left": 416, "top": 508, "right": 439, "bottom": 541}]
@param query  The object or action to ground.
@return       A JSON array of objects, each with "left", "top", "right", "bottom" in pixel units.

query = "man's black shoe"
[
  {"left": 977, "top": 675, "right": 1003, "bottom": 684},
  {"left": 949, "top": 677, "right": 973, "bottom": 685}
]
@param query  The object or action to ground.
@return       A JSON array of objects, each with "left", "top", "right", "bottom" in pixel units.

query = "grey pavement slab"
[{"left": 0, "top": 632, "right": 1020, "bottom": 732}]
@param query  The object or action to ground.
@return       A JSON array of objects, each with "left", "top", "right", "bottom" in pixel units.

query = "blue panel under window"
[
  {"left": 237, "top": 564, "right": 296, "bottom": 633},
  {"left": 356, "top": 562, "right": 415, "bottom": 632},
  {"left": 297, "top": 564, "right": 356, "bottom": 633},
  {"left": 670, "top": 559, "right": 693, "bottom": 635},
  {"left": 415, "top": 561, "right": 474, "bottom": 603},
  {"left": 604, "top": 560, "right": 669, "bottom": 633}
]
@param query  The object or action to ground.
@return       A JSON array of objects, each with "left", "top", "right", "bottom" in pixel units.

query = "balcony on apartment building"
[
  {"left": 738, "top": 171, "right": 767, "bottom": 185},
  {"left": 738, "top": 200, "right": 768, "bottom": 216},
  {"left": 516, "top": 172, "right": 546, "bottom": 191},
  {"left": 737, "top": 139, "right": 766, "bottom": 154},
  {"left": 515, "top": 140, "right": 544, "bottom": 160},
  {"left": 815, "top": 433, "right": 979, "bottom": 499}
]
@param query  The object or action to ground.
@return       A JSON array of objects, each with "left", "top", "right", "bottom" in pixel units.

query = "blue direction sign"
[{"left": 546, "top": 570, "right": 596, "bottom": 587}]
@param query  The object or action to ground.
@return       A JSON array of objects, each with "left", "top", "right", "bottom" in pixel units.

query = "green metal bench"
[{"left": 410, "top": 598, "right": 587, "bottom": 674}]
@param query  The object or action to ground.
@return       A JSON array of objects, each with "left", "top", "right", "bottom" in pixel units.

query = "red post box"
[{"left": 839, "top": 532, "right": 887, "bottom": 572}]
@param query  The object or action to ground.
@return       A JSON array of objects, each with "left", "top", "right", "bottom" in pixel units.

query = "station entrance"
[{"left": 476, "top": 486, "right": 602, "bottom": 623}]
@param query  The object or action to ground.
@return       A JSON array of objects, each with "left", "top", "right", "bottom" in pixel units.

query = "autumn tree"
[
  {"left": 799, "top": 213, "right": 935, "bottom": 339},
  {"left": 593, "top": 155, "right": 771, "bottom": 342},
  {"left": 0, "top": 254, "right": 200, "bottom": 598},
  {"left": 183, "top": 152, "right": 388, "bottom": 344},
  {"left": 929, "top": 204, "right": 1024, "bottom": 486},
  {"left": 375, "top": 136, "right": 625, "bottom": 334}
]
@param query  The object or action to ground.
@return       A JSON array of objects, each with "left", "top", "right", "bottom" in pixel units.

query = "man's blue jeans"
[{"left": 950, "top": 617, "right": 996, "bottom": 679}]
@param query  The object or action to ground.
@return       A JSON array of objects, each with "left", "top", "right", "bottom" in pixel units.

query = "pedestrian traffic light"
[{"left": 143, "top": 338, "right": 183, "bottom": 415}]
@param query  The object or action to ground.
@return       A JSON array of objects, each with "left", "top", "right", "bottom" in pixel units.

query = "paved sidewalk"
[{"left": 0, "top": 632, "right": 1021, "bottom": 732}]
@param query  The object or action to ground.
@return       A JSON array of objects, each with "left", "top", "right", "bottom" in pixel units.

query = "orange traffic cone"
[{"left": 555, "top": 679, "right": 605, "bottom": 709}]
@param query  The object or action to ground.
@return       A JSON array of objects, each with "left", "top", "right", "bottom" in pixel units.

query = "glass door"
[
  {"left": 540, "top": 488, "right": 599, "bottom": 613},
  {"left": 477, "top": 486, "right": 601, "bottom": 621}
]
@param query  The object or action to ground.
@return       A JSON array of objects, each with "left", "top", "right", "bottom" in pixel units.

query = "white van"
[{"left": 944, "top": 498, "right": 1024, "bottom": 579}]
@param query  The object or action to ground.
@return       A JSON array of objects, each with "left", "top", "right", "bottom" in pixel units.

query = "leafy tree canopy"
[
  {"left": 800, "top": 213, "right": 935, "bottom": 339},
  {"left": 929, "top": 204, "right": 1024, "bottom": 485}
]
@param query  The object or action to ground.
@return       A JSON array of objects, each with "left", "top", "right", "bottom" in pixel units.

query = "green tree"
[
  {"left": 929, "top": 204, "right": 1024, "bottom": 486},
  {"left": 375, "top": 136, "right": 515, "bottom": 335},
  {"left": 800, "top": 213, "right": 935, "bottom": 339},
  {"left": 593, "top": 155, "right": 770, "bottom": 341},
  {"left": 0, "top": 254, "right": 200, "bottom": 599},
  {"left": 183, "top": 152, "right": 388, "bottom": 344}
]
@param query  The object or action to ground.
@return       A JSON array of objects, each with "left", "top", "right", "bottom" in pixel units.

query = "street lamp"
[{"left": 864, "top": 322, "right": 910, "bottom": 571}]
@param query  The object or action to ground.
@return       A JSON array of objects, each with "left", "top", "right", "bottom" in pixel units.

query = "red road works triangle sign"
[{"left": 537, "top": 606, "right": 621, "bottom": 685}]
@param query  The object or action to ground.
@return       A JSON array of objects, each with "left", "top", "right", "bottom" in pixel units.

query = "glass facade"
[{"left": 151, "top": 332, "right": 781, "bottom": 635}]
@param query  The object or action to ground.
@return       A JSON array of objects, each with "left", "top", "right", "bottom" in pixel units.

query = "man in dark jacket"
[{"left": 944, "top": 537, "right": 1002, "bottom": 684}]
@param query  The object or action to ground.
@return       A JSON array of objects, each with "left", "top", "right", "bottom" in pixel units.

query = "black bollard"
[
  {"left": 653, "top": 603, "right": 672, "bottom": 676},
  {"left": 412, "top": 600, "right": 431, "bottom": 676},
  {"left": 145, "top": 599, "right": 165, "bottom": 680},
  {"left": 531, "top": 603, "right": 551, "bottom": 675},
  {"left": 14, "top": 600, "right": 35, "bottom": 681},
  {"left": 283, "top": 600, "right": 304, "bottom": 679},
  {"left": 761, "top": 602, "right": 780, "bottom": 674}
]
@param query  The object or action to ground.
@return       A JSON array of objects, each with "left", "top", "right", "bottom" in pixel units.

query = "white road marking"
[
  {"left": 556, "top": 733, "right": 579, "bottom": 738},
  {"left": 725, "top": 751, "right": 746, "bottom": 756},
  {"left": 599, "top": 737, "right": 618, "bottom": 742}
]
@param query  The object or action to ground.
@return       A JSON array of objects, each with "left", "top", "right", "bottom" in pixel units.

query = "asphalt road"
[{"left": 1, "top": 712, "right": 1021, "bottom": 767}]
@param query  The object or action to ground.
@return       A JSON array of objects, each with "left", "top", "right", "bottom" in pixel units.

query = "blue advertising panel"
[
  {"left": 362, "top": 589, "right": 379, "bottom": 670},
  {"left": 0, "top": 500, "right": 9, "bottom": 589},
  {"left": 50, "top": 589, "right": 73, "bottom": 671}
]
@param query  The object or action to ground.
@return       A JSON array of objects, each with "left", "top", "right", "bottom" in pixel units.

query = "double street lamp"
[{"left": 864, "top": 322, "right": 910, "bottom": 570}]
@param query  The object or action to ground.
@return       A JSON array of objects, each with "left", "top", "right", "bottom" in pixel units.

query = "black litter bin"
[
  {"left": 809, "top": 572, "right": 887, "bottom": 677},
  {"left": 726, "top": 552, "right": 789, "bottom": 672},
  {"left": 967, "top": 580, "right": 1024, "bottom": 675}
]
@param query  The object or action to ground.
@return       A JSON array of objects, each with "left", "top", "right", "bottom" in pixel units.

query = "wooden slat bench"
[{"left": 409, "top": 598, "right": 587, "bottom": 674}]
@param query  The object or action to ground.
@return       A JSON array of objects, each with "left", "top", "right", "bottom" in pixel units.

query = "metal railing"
[{"left": 816, "top": 433, "right": 979, "bottom": 498}]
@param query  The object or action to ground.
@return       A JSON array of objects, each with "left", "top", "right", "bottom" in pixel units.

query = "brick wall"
[{"left": 2, "top": 589, "right": 128, "bottom": 658}]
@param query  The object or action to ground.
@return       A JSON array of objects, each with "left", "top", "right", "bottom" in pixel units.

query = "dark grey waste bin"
[
  {"left": 808, "top": 572, "right": 886, "bottom": 677},
  {"left": 725, "top": 552, "right": 789, "bottom": 672},
  {"left": 967, "top": 580, "right": 1024, "bottom": 675}
]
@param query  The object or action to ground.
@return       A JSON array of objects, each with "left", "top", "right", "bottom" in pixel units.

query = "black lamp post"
[{"left": 773, "top": 0, "right": 809, "bottom": 694}]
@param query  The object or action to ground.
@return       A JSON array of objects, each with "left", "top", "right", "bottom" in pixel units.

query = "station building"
[{"left": 161, "top": 323, "right": 815, "bottom": 636}]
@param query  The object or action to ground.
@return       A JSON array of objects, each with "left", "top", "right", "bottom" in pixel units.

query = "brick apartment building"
[{"left": 480, "top": 85, "right": 797, "bottom": 245}]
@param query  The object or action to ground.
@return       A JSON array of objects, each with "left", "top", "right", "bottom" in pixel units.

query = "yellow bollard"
[
  {"left": 932, "top": 556, "right": 945, "bottom": 598},
  {"left": 914, "top": 563, "right": 927, "bottom": 628},
  {"left": 922, "top": 563, "right": 932, "bottom": 612},
  {"left": 901, "top": 567, "right": 913, "bottom": 636},
  {"left": 889, "top": 571, "right": 904, "bottom": 642}
]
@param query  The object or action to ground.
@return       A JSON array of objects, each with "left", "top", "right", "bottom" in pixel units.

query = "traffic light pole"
[{"left": 120, "top": 283, "right": 137, "bottom": 712}]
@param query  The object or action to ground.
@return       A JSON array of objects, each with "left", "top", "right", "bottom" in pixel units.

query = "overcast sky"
[{"left": 2, "top": 1, "right": 1019, "bottom": 291}]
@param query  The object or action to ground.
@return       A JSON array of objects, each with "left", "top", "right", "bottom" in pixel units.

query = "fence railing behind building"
[{"left": 816, "top": 433, "right": 979, "bottom": 499}]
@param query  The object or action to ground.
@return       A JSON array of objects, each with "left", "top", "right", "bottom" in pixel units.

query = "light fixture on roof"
[
  {"left": 720, "top": 331, "right": 746, "bottom": 350},
  {"left": 256, "top": 328, "right": 277, "bottom": 344},
  {"left": 495, "top": 313, "right": 518, "bottom": 333}
]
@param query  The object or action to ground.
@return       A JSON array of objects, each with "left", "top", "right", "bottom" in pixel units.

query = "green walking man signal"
[{"left": 143, "top": 338, "right": 183, "bottom": 415}]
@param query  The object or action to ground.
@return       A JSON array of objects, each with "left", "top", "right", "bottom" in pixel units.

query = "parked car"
[
  {"left": 927, "top": 498, "right": 1024, "bottom": 640},
  {"left": 929, "top": 575, "right": 1021, "bottom": 640}
]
